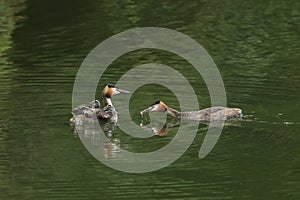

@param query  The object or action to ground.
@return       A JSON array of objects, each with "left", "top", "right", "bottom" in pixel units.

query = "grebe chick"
[
  {"left": 140, "top": 100, "right": 242, "bottom": 121},
  {"left": 72, "top": 100, "right": 100, "bottom": 116}
]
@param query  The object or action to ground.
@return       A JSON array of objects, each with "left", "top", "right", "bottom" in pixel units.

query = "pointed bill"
[{"left": 116, "top": 88, "right": 130, "bottom": 94}]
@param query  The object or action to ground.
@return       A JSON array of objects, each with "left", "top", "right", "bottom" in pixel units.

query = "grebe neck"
[
  {"left": 166, "top": 106, "right": 180, "bottom": 117},
  {"left": 104, "top": 97, "right": 113, "bottom": 106}
]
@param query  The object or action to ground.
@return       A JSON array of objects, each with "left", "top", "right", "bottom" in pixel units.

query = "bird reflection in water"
[
  {"left": 140, "top": 117, "right": 242, "bottom": 136},
  {"left": 140, "top": 118, "right": 181, "bottom": 136},
  {"left": 71, "top": 116, "right": 121, "bottom": 158}
]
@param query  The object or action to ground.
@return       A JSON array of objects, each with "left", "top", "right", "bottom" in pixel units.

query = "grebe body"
[{"left": 141, "top": 100, "right": 242, "bottom": 121}]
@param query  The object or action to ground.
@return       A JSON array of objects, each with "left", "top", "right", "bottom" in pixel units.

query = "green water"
[{"left": 0, "top": 0, "right": 300, "bottom": 199}]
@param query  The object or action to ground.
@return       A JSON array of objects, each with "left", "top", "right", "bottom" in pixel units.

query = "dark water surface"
[{"left": 0, "top": 0, "right": 300, "bottom": 199}]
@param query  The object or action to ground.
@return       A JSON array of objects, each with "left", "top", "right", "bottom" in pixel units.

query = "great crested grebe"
[
  {"left": 140, "top": 100, "right": 242, "bottom": 121},
  {"left": 70, "top": 84, "right": 130, "bottom": 123}
]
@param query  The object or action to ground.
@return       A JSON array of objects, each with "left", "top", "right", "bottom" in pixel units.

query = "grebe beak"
[
  {"left": 116, "top": 88, "right": 130, "bottom": 94},
  {"left": 140, "top": 100, "right": 164, "bottom": 116},
  {"left": 140, "top": 106, "right": 154, "bottom": 116}
]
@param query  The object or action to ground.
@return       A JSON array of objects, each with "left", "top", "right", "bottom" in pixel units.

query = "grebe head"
[
  {"left": 89, "top": 100, "right": 100, "bottom": 108},
  {"left": 140, "top": 100, "right": 168, "bottom": 115},
  {"left": 103, "top": 84, "right": 130, "bottom": 98},
  {"left": 233, "top": 108, "right": 243, "bottom": 117}
]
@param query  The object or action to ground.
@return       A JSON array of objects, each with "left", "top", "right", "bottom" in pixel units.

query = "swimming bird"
[
  {"left": 70, "top": 84, "right": 130, "bottom": 123},
  {"left": 140, "top": 100, "right": 242, "bottom": 121},
  {"left": 97, "top": 84, "right": 130, "bottom": 122}
]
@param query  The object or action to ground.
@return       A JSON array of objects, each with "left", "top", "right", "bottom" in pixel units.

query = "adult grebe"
[
  {"left": 140, "top": 100, "right": 242, "bottom": 121},
  {"left": 70, "top": 84, "right": 130, "bottom": 123}
]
